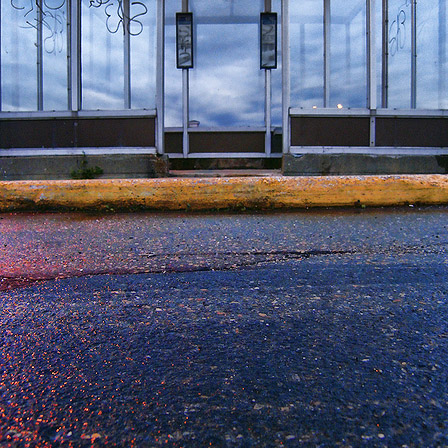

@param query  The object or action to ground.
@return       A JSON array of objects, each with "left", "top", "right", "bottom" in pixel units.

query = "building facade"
[{"left": 0, "top": 0, "right": 447, "bottom": 165}]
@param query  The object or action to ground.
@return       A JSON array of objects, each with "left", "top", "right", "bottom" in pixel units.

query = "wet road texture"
[{"left": 1, "top": 207, "right": 448, "bottom": 447}]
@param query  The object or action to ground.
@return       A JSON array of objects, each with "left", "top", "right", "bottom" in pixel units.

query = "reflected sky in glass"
[{"left": 0, "top": 0, "right": 446, "bottom": 115}]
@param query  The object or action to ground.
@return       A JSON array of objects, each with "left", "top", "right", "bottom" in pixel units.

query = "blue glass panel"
[
  {"left": 290, "top": 0, "right": 324, "bottom": 108},
  {"left": 331, "top": 0, "right": 367, "bottom": 108},
  {"left": 164, "top": 0, "right": 183, "bottom": 127},
  {"left": 42, "top": 0, "right": 68, "bottom": 110},
  {"left": 131, "top": 0, "right": 157, "bottom": 109},
  {"left": 82, "top": 0, "right": 125, "bottom": 110},
  {"left": 1, "top": 1, "right": 38, "bottom": 110},
  {"left": 388, "top": 0, "right": 412, "bottom": 108},
  {"left": 188, "top": 0, "right": 265, "bottom": 127},
  {"left": 417, "top": 1, "right": 447, "bottom": 109}
]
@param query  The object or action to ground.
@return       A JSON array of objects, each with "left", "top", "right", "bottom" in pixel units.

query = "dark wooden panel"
[
  {"left": 164, "top": 132, "right": 183, "bottom": 154},
  {"left": 291, "top": 117, "right": 370, "bottom": 147},
  {"left": 376, "top": 118, "right": 448, "bottom": 147},
  {"left": 0, "top": 117, "right": 155, "bottom": 148},
  {"left": 0, "top": 120, "right": 54, "bottom": 148},
  {"left": 189, "top": 132, "right": 265, "bottom": 153},
  {"left": 76, "top": 118, "right": 155, "bottom": 147}
]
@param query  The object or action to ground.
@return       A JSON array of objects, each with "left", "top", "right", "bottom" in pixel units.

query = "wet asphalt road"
[{"left": 1, "top": 207, "right": 448, "bottom": 447}]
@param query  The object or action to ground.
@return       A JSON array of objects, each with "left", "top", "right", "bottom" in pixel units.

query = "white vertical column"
[
  {"left": 410, "top": 0, "right": 417, "bottom": 108},
  {"left": 381, "top": 0, "right": 388, "bottom": 108},
  {"left": 265, "top": 0, "right": 272, "bottom": 156},
  {"left": 281, "top": 0, "right": 290, "bottom": 154},
  {"left": 37, "top": 0, "right": 44, "bottom": 110},
  {"left": 439, "top": 0, "right": 447, "bottom": 109},
  {"left": 156, "top": 0, "right": 165, "bottom": 154},
  {"left": 182, "top": 0, "right": 189, "bottom": 158},
  {"left": 367, "top": 0, "right": 377, "bottom": 147},
  {"left": 0, "top": 0, "right": 2, "bottom": 111},
  {"left": 124, "top": 0, "right": 131, "bottom": 109},
  {"left": 69, "top": 0, "right": 82, "bottom": 111},
  {"left": 367, "top": 0, "right": 376, "bottom": 110},
  {"left": 323, "top": 0, "right": 331, "bottom": 108},
  {"left": 265, "top": 69, "right": 272, "bottom": 156},
  {"left": 182, "top": 69, "right": 189, "bottom": 158}
]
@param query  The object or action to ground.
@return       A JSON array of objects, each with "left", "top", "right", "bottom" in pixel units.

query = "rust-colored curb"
[{"left": 0, "top": 175, "right": 448, "bottom": 212}]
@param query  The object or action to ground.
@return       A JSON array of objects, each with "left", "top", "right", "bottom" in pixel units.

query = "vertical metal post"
[
  {"left": 346, "top": 23, "right": 351, "bottom": 106},
  {"left": 182, "top": 69, "right": 189, "bottom": 158},
  {"left": 381, "top": 0, "right": 388, "bottom": 108},
  {"left": 156, "top": 0, "right": 165, "bottom": 154},
  {"left": 265, "top": 0, "right": 272, "bottom": 156},
  {"left": 410, "top": 0, "right": 417, "bottom": 108},
  {"left": 367, "top": 0, "right": 377, "bottom": 146},
  {"left": 265, "top": 0, "right": 271, "bottom": 14},
  {"left": 367, "top": 0, "right": 376, "bottom": 111},
  {"left": 67, "top": 0, "right": 71, "bottom": 110},
  {"left": 299, "top": 24, "right": 305, "bottom": 93},
  {"left": 124, "top": 0, "right": 131, "bottom": 109},
  {"left": 37, "top": 0, "right": 44, "bottom": 110},
  {"left": 265, "top": 69, "right": 272, "bottom": 157},
  {"left": 0, "top": 0, "right": 2, "bottom": 111},
  {"left": 281, "top": 0, "right": 290, "bottom": 154},
  {"left": 370, "top": 115, "right": 376, "bottom": 147},
  {"left": 70, "top": 0, "right": 81, "bottom": 111},
  {"left": 182, "top": 0, "right": 189, "bottom": 158},
  {"left": 439, "top": 0, "right": 446, "bottom": 109},
  {"left": 323, "top": 0, "right": 331, "bottom": 107}
]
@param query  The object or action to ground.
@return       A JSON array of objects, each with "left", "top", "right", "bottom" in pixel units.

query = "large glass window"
[
  {"left": 188, "top": 0, "right": 265, "bottom": 128},
  {"left": 164, "top": 0, "right": 183, "bottom": 127},
  {"left": 81, "top": 0, "right": 156, "bottom": 110},
  {"left": 165, "top": 0, "right": 281, "bottom": 128},
  {"left": 1, "top": 2, "right": 37, "bottom": 111},
  {"left": 330, "top": 0, "right": 367, "bottom": 108},
  {"left": 290, "top": 0, "right": 324, "bottom": 108},
  {"left": 290, "top": 0, "right": 367, "bottom": 109},
  {"left": 82, "top": 1, "right": 125, "bottom": 110},
  {"left": 272, "top": 0, "right": 282, "bottom": 125},
  {"left": 43, "top": 0, "right": 68, "bottom": 110},
  {"left": 1, "top": 0, "right": 68, "bottom": 111},
  {"left": 1, "top": 0, "right": 447, "bottom": 115},
  {"left": 131, "top": 0, "right": 157, "bottom": 109},
  {"left": 417, "top": 1, "right": 447, "bottom": 109},
  {"left": 386, "top": 0, "right": 448, "bottom": 109},
  {"left": 387, "top": 0, "right": 412, "bottom": 108},
  {"left": 0, "top": 0, "right": 156, "bottom": 112}
]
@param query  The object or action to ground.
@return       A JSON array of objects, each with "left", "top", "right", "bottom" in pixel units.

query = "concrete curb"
[{"left": 1, "top": 175, "right": 448, "bottom": 212}]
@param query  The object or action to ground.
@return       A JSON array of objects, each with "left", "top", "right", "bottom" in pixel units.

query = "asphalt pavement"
[{"left": 1, "top": 207, "right": 448, "bottom": 447}]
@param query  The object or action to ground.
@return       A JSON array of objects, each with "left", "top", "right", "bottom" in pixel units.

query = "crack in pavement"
[{"left": 0, "top": 249, "right": 356, "bottom": 292}]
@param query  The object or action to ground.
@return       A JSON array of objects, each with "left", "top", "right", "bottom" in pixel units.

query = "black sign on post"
[
  {"left": 176, "top": 12, "right": 194, "bottom": 69},
  {"left": 260, "top": 12, "right": 277, "bottom": 69}
]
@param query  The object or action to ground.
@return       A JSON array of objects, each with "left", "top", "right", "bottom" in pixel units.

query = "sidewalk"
[{"left": 1, "top": 174, "right": 448, "bottom": 212}]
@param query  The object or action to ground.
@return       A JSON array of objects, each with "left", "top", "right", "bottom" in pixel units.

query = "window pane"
[
  {"left": 131, "top": 0, "right": 157, "bottom": 109},
  {"left": 82, "top": 0, "right": 125, "bottom": 110},
  {"left": 290, "top": 0, "right": 324, "bottom": 108},
  {"left": 376, "top": 0, "right": 383, "bottom": 107},
  {"left": 164, "top": 0, "right": 183, "bottom": 127},
  {"left": 417, "top": 1, "right": 448, "bottom": 109},
  {"left": 42, "top": 0, "right": 68, "bottom": 110},
  {"left": 388, "top": 0, "right": 412, "bottom": 108},
  {"left": 188, "top": 0, "right": 265, "bottom": 127},
  {"left": 1, "top": 2, "right": 37, "bottom": 111},
  {"left": 330, "top": 0, "right": 367, "bottom": 108},
  {"left": 272, "top": 0, "right": 282, "bottom": 126},
  {"left": 1, "top": 1, "right": 68, "bottom": 111}
]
